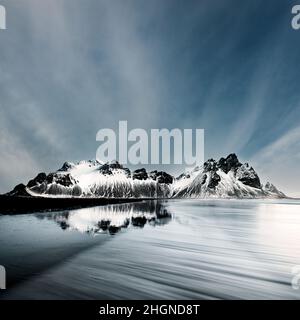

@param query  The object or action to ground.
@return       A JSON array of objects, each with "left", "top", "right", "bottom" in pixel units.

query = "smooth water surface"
[{"left": 1, "top": 199, "right": 300, "bottom": 299}]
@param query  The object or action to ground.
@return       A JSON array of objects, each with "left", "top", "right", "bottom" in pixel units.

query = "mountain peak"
[{"left": 217, "top": 153, "right": 241, "bottom": 173}]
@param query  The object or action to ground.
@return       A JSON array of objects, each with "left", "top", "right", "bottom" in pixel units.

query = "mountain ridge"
[{"left": 6, "top": 154, "right": 286, "bottom": 199}]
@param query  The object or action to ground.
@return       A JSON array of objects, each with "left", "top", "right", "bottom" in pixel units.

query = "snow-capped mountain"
[
  {"left": 172, "top": 154, "right": 285, "bottom": 198},
  {"left": 7, "top": 154, "right": 286, "bottom": 199}
]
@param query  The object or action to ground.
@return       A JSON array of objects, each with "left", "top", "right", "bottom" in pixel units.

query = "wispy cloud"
[
  {"left": 251, "top": 126, "right": 300, "bottom": 197},
  {"left": 0, "top": 116, "right": 41, "bottom": 189}
]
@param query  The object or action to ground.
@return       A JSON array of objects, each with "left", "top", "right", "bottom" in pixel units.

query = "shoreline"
[
  {"left": 0, "top": 195, "right": 155, "bottom": 215},
  {"left": 0, "top": 195, "right": 293, "bottom": 215}
]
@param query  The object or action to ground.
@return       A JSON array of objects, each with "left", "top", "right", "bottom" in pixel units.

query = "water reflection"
[
  {"left": 0, "top": 201, "right": 172, "bottom": 291},
  {"left": 35, "top": 201, "right": 172, "bottom": 235}
]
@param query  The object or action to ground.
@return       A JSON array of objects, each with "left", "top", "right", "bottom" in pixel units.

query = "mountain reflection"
[{"left": 35, "top": 201, "right": 172, "bottom": 235}]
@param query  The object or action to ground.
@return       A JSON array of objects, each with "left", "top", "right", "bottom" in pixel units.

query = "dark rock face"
[
  {"left": 98, "top": 161, "right": 131, "bottom": 177},
  {"left": 98, "top": 164, "right": 113, "bottom": 175},
  {"left": 108, "top": 160, "right": 123, "bottom": 170},
  {"left": 58, "top": 162, "right": 74, "bottom": 172},
  {"left": 6, "top": 183, "right": 29, "bottom": 196},
  {"left": 149, "top": 171, "right": 173, "bottom": 184},
  {"left": 235, "top": 164, "right": 261, "bottom": 189},
  {"left": 200, "top": 174, "right": 207, "bottom": 185},
  {"left": 45, "top": 173, "right": 75, "bottom": 187},
  {"left": 55, "top": 174, "right": 75, "bottom": 187},
  {"left": 208, "top": 172, "right": 221, "bottom": 189},
  {"left": 27, "top": 173, "right": 47, "bottom": 188},
  {"left": 215, "top": 154, "right": 261, "bottom": 189},
  {"left": 238, "top": 175, "right": 261, "bottom": 188},
  {"left": 217, "top": 153, "right": 241, "bottom": 173},
  {"left": 123, "top": 168, "right": 131, "bottom": 178},
  {"left": 225, "top": 153, "right": 241, "bottom": 169},
  {"left": 201, "top": 159, "right": 222, "bottom": 189},
  {"left": 203, "top": 160, "right": 221, "bottom": 189},
  {"left": 46, "top": 173, "right": 54, "bottom": 183},
  {"left": 204, "top": 159, "right": 217, "bottom": 172},
  {"left": 133, "top": 168, "right": 148, "bottom": 180},
  {"left": 217, "top": 157, "right": 227, "bottom": 172}
]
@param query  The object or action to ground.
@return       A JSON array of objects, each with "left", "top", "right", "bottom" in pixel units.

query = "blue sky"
[{"left": 0, "top": 0, "right": 300, "bottom": 196}]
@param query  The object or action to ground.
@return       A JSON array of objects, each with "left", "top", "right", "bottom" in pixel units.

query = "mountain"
[
  {"left": 172, "top": 154, "right": 284, "bottom": 198},
  {"left": 6, "top": 154, "right": 286, "bottom": 199}
]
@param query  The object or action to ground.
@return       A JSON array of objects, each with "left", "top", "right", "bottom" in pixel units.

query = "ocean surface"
[{"left": 1, "top": 199, "right": 300, "bottom": 300}]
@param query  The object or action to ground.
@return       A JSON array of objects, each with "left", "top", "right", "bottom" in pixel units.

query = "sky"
[{"left": 0, "top": 0, "right": 300, "bottom": 196}]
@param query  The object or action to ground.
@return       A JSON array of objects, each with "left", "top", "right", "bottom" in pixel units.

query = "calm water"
[{"left": 1, "top": 199, "right": 300, "bottom": 300}]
